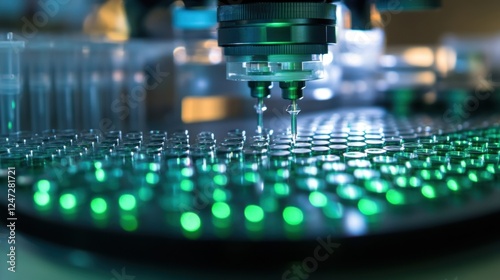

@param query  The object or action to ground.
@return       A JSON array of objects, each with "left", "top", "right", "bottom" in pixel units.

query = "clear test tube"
[
  {"left": 28, "top": 40, "right": 53, "bottom": 132},
  {"left": 91, "top": 41, "right": 121, "bottom": 132},
  {"left": 53, "top": 40, "right": 79, "bottom": 130},
  {"left": 125, "top": 40, "right": 149, "bottom": 131},
  {"left": 0, "top": 32, "right": 24, "bottom": 135},
  {"left": 107, "top": 42, "right": 127, "bottom": 132},
  {"left": 80, "top": 41, "right": 104, "bottom": 130}
]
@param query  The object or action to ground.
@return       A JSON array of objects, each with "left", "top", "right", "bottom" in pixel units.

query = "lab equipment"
[
  {"left": 214, "top": 0, "right": 441, "bottom": 140},
  {"left": 80, "top": 40, "right": 110, "bottom": 130},
  {"left": 171, "top": 2, "right": 249, "bottom": 124},
  {"left": 217, "top": 1, "right": 336, "bottom": 141},
  {"left": 27, "top": 40, "right": 53, "bottom": 132},
  {"left": 53, "top": 41, "right": 80, "bottom": 130},
  {"left": 13, "top": 35, "right": 171, "bottom": 133},
  {"left": 3, "top": 108, "right": 500, "bottom": 266},
  {"left": 0, "top": 32, "right": 24, "bottom": 135},
  {"left": 8, "top": 1, "right": 500, "bottom": 278}
]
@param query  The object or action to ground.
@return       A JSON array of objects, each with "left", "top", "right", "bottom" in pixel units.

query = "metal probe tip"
[
  {"left": 254, "top": 97, "right": 266, "bottom": 134},
  {"left": 286, "top": 99, "right": 300, "bottom": 144}
]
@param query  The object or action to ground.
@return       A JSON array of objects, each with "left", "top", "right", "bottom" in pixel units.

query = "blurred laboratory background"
[{"left": 1, "top": 0, "right": 500, "bottom": 135}]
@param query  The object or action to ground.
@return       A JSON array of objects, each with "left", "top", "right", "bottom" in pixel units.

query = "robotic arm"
[
  {"left": 125, "top": 0, "right": 441, "bottom": 137},
  {"left": 217, "top": 0, "right": 336, "bottom": 138},
  {"left": 215, "top": 0, "right": 441, "bottom": 139}
]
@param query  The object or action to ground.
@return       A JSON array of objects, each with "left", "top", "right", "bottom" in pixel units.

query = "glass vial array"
[{"left": 2, "top": 110, "right": 500, "bottom": 239}]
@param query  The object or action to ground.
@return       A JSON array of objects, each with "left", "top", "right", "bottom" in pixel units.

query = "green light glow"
[
  {"left": 420, "top": 169, "right": 444, "bottom": 180},
  {"left": 323, "top": 202, "right": 343, "bottom": 219},
  {"left": 213, "top": 188, "right": 227, "bottom": 201},
  {"left": 283, "top": 206, "right": 304, "bottom": 226},
  {"left": 145, "top": 172, "right": 159, "bottom": 185},
  {"left": 337, "top": 184, "right": 363, "bottom": 200},
  {"left": 180, "top": 212, "right": 201, "bottom": 232},
  {"left": 8, "top": 122, "right": 12, "bottom": 130},
  {"left": 309, "top": 191, "right": 327, "bottom": 207},
  {"left": 358, "top": 198, "right": 381, "bottom": 215},
  {"left": 365, "top": 180, "right": 389, "bottom": 193},
  {"left": 244, "top": 172, "right": 259, "bottom": 183},
  {"left": 119, "top": 194, "right": 137, "bottom": 211},
  {"left": 91, "top": 197, "right": 108, "bottom": 214},
  {"left": 244, "top": 205, "right": 264, "bottom": 223},
  {"left": 181, "top": 167, "right": 193, "bottom": 177},
  {"left": 212, "top": 202, "right": 231, "bottom": 219},
  {"left": 212, "top": 164, "right": 225, "bottom": 172},
  {"left": 421, "top": 184, "right": 436, "bottom": 199},
  {"left": 386, "top": 189, "right": 405, "bottom": 205},
  {"left": 36, "top": 179, "right": 51, "bottom": 192},
  {"left": 420, "top": 170, "right": 431, "bottom": 180},
  {"left": 60, "top": 193, "right": 77, "bottom": 210},
  {"left": 213, "top": 174, "right": 228, "bottom": 186},
  {"left": 267, "top": 22, "right": 290, "bottom": 27},
  {"left": 149, "top": 163, "right": 160, "bottom": 171},
  {"left": 34, "top": 191, "right": 50, "bottom": 206},
  {"left": 302, "top": 177, "right": 320, "bottom": 191},
  {"left": 274, "top": 182, "right": 290, "bottom": 196},
  {"left": 277, "top": 169, "right": 289, "bottom": 178},
  {"left": 120, "top": 214, "right": 138, "bottom": 232},
  {"left": 180, "top": 179, "right": 194, "bottom": 192},
  {"left": 381, "top": 165, "right": 404, "bottom": 176},
  {"left": 487, "top": 165, "right": 496, "bottom": 173},
  {"left": 447, "top": 179, "right": 459, "bottom": 191},
  {"left": 395, "top": 176, "right": 407, "bottom": 187},
  {"left": 409, "top": 177, "right": 420, "bottom": 187},
  {"left": 468, "top": 172, "right": 478, "bottom": 183},
  {"left": 95, "top": 169, "right": 106, "bottom": 182},
  {"left": 94, "top": 161, "right": 103, "bottom": 169}
]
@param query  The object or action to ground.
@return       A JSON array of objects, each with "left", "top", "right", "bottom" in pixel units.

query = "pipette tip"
[
  {"left": 254, "top": 97, "right": 266, "bottom": 134},
  {"left": 286, "top": 99, "right": 300, "bottom": 145}
]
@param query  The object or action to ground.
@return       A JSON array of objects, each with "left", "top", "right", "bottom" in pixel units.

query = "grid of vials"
[{"left": 1, "top": 112, "right": 500, "bottom": 239}]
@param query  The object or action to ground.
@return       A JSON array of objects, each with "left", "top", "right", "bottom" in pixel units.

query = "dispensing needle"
[
  {"left": 280, "top": 81, "right": 305, "bottom": 145},
  {"left": 286, "top": 99, "right": 300, "bottom": 144},
  {"left": 249, "top": 81, "right": 272, "bottom": 135},
  {"left": 255, "top": 97, "right": 266, "bottom": 134}
]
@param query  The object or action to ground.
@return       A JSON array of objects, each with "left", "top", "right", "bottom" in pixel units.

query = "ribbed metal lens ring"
[{"left": 217, "top": 2, "right": 336, "bottom": 56}]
